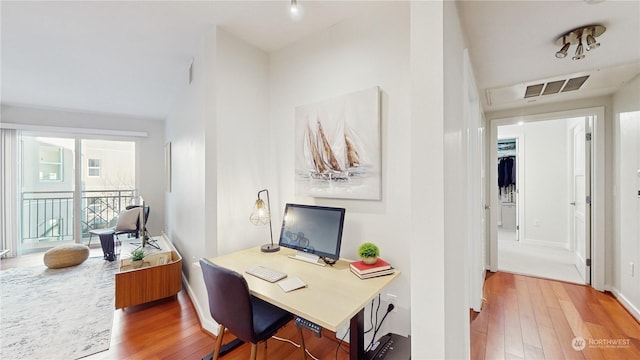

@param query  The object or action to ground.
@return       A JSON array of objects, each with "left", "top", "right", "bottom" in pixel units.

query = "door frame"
[{"left": 488, "top": 107, "right": 605, "bottom": 291}]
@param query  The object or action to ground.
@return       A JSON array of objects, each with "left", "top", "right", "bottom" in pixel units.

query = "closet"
[{"left": 498, "top": 139, "right": 518, "bottom": 239}]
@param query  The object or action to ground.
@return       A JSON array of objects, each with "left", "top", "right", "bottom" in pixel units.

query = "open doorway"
[
  {"left": 497, "top": 138, "right": 519, "bottom": 243},
  {"left": 495, "top": 119, "right": 584, "bottom": 284},
  {"left": 489, "top": 107, "right": 605, "bottom": 289}
]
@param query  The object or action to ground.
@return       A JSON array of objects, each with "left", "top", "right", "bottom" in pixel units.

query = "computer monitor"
[
  {"left": 277, "top": 203, "right": 346, "bottom": 265},
  {"left": 130, "top": 195, "right": 158, "bottom": 249}
]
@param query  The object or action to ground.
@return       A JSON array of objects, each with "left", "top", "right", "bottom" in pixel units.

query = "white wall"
[
  {"left": 165, "top": 27, "right": 272, "bottom": 333},
  {"left": 0, "top": 104, "right": 165, "bottom": 236},
  {"left": 215, "top": 29, "right": 270, "bottom": 256},
  {"left": 164, "top": 26, "right": 220, "bottom": 330},
  {"left": 269, "top": 3, "right": 412, "bottom": 342},
  {"left": 410, "top": 2, "right": 447, "bottom": 359},
  {"left": 166, "top": 3, "right": 469, "bottom": 357},
  {"left": 499, "top": 120, "right": 570, "bottom": 247},
  {"left": 443, "top": 1, "right": 472, "bottom": 358},
  {"left": 611, "top": 74, "right": 640, "bottom": 319}
]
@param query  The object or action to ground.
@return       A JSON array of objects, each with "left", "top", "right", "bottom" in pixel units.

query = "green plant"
[
  {"left": 130, "top": 248, "right": 145, "bottom": 261},
  {"left": 358, "top": 242, "right": 380, "bottom": 259}
]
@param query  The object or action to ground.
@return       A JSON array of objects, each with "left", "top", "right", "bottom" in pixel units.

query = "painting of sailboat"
[{"left": 295, "top": 86, "right": 381, "bottom": 200}]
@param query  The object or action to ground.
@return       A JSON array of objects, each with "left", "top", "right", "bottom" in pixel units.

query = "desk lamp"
[{"left": 250, "top": 189, "right": 279, "bottom": 252}]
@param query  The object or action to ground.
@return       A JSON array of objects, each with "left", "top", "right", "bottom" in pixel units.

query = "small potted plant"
[
  {"left": 130, "top": 248, "right": 145, "bottom": 269},
  {"left": 358, "top": 242, "right": 380, "bottom": 265}
]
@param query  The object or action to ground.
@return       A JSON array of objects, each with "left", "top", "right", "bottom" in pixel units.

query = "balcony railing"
[{"left": 21, "top": 189, "right": 137, "bottom": 244}]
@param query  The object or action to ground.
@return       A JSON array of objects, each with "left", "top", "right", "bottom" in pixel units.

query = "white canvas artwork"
[{"left": 295, "top": 86, "right": 381, "bottom": 200}]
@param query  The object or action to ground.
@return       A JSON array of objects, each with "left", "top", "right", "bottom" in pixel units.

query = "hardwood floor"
[
  {"left": 4, "top": 251, "right": 640, "bottom": 359},
  {"left": 84, "top": 290, "right": 350, "bottom": 360},
  {"left": 471, "top": 272, "right": 640, "bottom": 360}
]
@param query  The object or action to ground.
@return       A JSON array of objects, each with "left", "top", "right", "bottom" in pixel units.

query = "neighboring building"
[{"left": 20, "top": 135, "right": 135, "bottom": 250}]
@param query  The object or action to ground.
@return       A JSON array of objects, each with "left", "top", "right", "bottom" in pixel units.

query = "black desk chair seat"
[{"left": 200, "top": 258, "right": 306, "bottom": 360}]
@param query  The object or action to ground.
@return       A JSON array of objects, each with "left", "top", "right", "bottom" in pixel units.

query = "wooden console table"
[{"left": 115, "top": 236, "right": 182, "bottom": 309}]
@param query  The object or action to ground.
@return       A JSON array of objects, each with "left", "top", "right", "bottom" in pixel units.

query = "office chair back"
[
  {"left": 200, "top": 258, "right": 306, "bottom": 360},
  {"left": 200, "top": 258, "right": 256, "bottom": 342}
]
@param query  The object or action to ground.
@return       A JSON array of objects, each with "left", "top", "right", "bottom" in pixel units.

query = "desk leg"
[{"left": 350, "top": 308, "right": 365, "bottom": 360}]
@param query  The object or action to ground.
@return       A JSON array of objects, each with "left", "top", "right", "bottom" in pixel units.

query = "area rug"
[{"left": 0, "top": 256, "right": 119, "bottom": 360}]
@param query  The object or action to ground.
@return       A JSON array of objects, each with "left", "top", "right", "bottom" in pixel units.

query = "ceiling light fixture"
[
  {"left": 290, "top": 0, "right": 298, "bottom": 14},
  {"left": 555, "top": 38, "right": 570, "bottom": 58},
  {"left": 555, "top": 24, "right": 605, "bottom": 61}
]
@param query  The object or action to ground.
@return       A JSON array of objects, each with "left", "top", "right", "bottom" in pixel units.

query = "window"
[
  {"left": 87, "top": 158, "right": 101, "bottom": 177},
  {"left": 39, "top": 145, "right": 63, "bottom": 182}
]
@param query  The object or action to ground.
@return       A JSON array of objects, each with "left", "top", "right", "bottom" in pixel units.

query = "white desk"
[{"left": 208, "top": 246, "right": 400, "bottom": 360}]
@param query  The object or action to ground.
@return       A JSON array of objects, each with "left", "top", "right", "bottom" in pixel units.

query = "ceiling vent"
[
  {"left": 562, "top": 75, "right": 590, "bottom": 92},
  {"left": 523, "top": 76, "right": 589, "bottom": 99},
  {"left": 485, "top": 62, "right": 640, "bottom": 110}
]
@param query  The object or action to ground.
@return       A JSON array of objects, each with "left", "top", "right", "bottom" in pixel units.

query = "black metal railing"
[{"left": 21, "top": 189, "right": 137, "bottom": 243}]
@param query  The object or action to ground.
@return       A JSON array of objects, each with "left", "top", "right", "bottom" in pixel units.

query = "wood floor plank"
[
  {"left": 485, "top": 286, "right": 506, "bottom": 360},
  {"left": 471, "top": 329, "right": 487, "bottom": 360},
  {"left": 548, "top": 305, "right": 585, "bottom": 359},
  {"left": 538, "top": 278, "right": 562, "bottom": 310},
  {"left": 538, "top": 324, "right": 566, "bottom": 359},
  {"left": 471, "top": 272, "right": 640, "bottom": 360},
  {"left": 527, "top": 277, "right": 554, "bottom": 330},
  {"left": 515, "top": 275, "right": 543, "bottom": 350},
  {"left": 504, "top": 287, "right": 525, "bottom": 358}
]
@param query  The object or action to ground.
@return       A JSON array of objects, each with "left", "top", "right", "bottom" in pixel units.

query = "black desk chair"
[{"left": 199, "top": 258, "right": 306, "bottom": 360}]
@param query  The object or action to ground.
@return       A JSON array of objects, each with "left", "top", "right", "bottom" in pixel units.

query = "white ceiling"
[
  {"left": 457, "top": 0, "right": 640, "bottom": 111},
  {"left": 1, "top": 1, "right": 639, "bottom": 119},
  {"left": 0, "top": 1, "right": 372, "bottom": 119}
]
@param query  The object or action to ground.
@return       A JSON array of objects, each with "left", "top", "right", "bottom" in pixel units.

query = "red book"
[{"left": 349, "top": 258, "right": 392, "bottom": 275}]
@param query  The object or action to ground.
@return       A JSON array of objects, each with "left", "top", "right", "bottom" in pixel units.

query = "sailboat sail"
[
  {"left": 316, "top": 120, "right": 342, "bottom": 172},
  {"left": 306, "top": 123, "right": 327, "bottom": 174},
  {"left": 345, "top": 130, "right": 360, "bottom": 168},
  {"left": 302, "top": 117, "right": 366, "bottom": 180}
]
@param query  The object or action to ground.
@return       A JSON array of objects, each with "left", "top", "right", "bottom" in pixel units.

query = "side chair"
[{"left": 199, "top": 258, "right": 307, "bottom": 360}]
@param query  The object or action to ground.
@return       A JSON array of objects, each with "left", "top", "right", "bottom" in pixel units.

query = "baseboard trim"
[
  {"left": 182, "top": 271, "right": 219, "bottom": 335},
  {"left": 607, "top": 285, "right": 640, "bottom": 322},
  {"left": 518, "top": 238, "right": 570, "bottom": 249},
  {"left": 162, "top": 231, "right": 219, "bottom": 336}
]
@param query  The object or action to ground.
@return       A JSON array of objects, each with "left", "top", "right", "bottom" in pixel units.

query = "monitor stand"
[{"left": 287, "top": 251, "right": 326, "bottom": 267}]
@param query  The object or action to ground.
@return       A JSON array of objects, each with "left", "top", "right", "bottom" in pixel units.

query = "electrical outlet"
[{"left": 385, "top": 293, "right": 397, "bottom": 312}]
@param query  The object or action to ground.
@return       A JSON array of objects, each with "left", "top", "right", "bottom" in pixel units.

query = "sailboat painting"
[{"left": 295, "top": 86, "right": 381, "bottom": 200}]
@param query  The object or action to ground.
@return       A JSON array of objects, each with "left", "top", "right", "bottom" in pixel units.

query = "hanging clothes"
[{"left": 498, "top": 156, "right": 515, "bottom": 195}]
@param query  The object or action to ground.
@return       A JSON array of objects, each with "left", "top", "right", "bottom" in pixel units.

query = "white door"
[
  {"left": 620, "top": 111, "right": 640, "bottom": 298},
  {"left": 571, "top": 118, "right": 590, "bottom": 284}
]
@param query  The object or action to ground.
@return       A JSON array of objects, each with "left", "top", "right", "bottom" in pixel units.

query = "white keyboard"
[{"left": 245, "top": 265, "right": 287, "bottom": 283}]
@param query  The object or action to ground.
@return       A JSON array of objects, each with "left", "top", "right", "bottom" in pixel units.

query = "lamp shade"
[
  {"left": 250, "top": 189, "right": 279, "bottom": 252},
  {"left": 250, "top": 199, "right": 270, "bottom": 225}
]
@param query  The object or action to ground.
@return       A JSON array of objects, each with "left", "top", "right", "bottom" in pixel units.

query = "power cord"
[
  {"left": 336, "top": 296, "right": 379, "bottom": 359},
  {"left": 366, "top": 294, "right": 380, "bottom": 334},
  {"left": 272, "top": 335, "right": 320, "bottom": 360},
  {"left": 366, "top": 303, "right": 395, "bottom": 352}
]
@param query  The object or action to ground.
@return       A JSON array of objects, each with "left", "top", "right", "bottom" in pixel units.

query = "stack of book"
[{"left": 349, "top": 258, "right": 395, "bottom": 279}]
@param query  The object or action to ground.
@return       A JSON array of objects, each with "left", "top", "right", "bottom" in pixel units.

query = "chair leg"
[
  {"left": 212, "top": 325, "right": 226, "bottom": 360},
  {"left": 297, "top": 327, "right": 307, "bottom": 360},
  {"left": 250, "top": 343, "right": 258, "bottom": 360}
]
